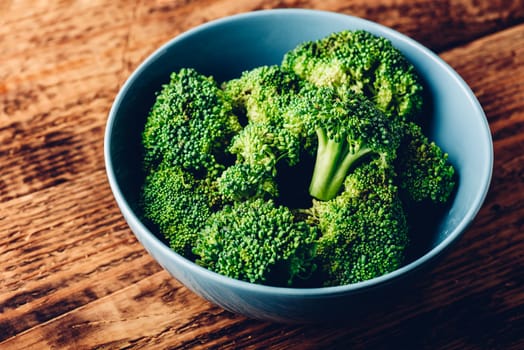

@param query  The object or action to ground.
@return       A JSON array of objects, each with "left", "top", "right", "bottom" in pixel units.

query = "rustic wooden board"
[{"left": 1, "top": 1, "right": 523, "bottom": 349}]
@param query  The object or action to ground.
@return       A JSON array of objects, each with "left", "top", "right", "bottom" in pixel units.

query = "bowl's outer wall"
[{"left": 105, "top": 9, "right": 493, "bottom": 323}]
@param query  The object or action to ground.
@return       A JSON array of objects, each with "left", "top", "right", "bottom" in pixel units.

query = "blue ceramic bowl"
[{"left": 104, "top": 9, "right": 493, "bottom": 323}]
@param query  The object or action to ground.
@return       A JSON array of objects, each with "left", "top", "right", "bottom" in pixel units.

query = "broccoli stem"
[{"left": 309, "top": 128, "right": 371, "bottom": 201}]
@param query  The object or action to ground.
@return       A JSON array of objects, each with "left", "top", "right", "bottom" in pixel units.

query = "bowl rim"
[{"left": 104, "top": 8, "right": 494, "bottom": 296}]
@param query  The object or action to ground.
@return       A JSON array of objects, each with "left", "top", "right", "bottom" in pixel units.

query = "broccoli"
[
  {"left": 310, "top": 160, "right": 409, "bottom": 286},
  {"left": 282, "top": 30, "right": 424, "bottom": 121},
  {"left": 139, "top": 30, "right": 457, "bottom": 288},
  {"left": 222, "top": 65, "right": 304, "bottom": 124},
  {"left": 141, "top": 163, "right": 220, "bottom": 258},
  {"left": 395, "top": 122, "right": 456, "bottom": 203},
  {"left": 142, "top": 67, "right": 242, "bottom": 178},
  {"left": 140, "top": 68, "right": 239, "bottom": 257},
  {"left": 218, "top": 161, "right": 283, "bottom": 202},
  {"left": 295, "top": 85, "right": 403, "bottom": 201},
  {"left": 217, "top": 66, "right": 308, "bottom": 201},
  {"left": 194, "top": 198, "right": 318, "bottom": 286}
]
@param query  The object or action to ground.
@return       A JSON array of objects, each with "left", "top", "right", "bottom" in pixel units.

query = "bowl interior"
[{"left": 106, "top": 9, "right": 492, "bottom": 292}]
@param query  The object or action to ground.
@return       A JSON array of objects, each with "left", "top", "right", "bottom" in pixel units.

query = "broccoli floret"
[
  {"left": 217, "top": 162, "right": 277, "bottom": 202},
  {"left": 295, "top": 85, "right": 403, "bottom": 201},
  {"left": 310, "top": 160, "right": 409, "bottom": 286},
  {"left": 228, "top": 121, "right": 303, "bottom": 170},
  {"left": 395, "top": 122, "right": 456, "bottom": 203},
  {"left": 282, "top": 30, "right": 424, "bottom": 121},
  {"left": 216, "top": 121, "right": 304, "bottom": 201},
  {"left": 218, "top": 67, "right": 308, "bottom": 201},
  {"left": 142, "top": 68, "right": 242, "bottom": 178},
  {"left": 222, "top": 66, "right": 308, "bottom": 168},
  {"left": 222, "top": 65, "right": 304, "bottom": 124},
  {"left": 141, "top": 163, "right": 220, "bottom": 258},
  {"left": 194, "top": 198, "right": 318, "bottom": 286}
]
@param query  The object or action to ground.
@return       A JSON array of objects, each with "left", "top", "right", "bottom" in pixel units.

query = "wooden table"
[{"left": 1, "top": 1, "right": 523, "bottom": 349}]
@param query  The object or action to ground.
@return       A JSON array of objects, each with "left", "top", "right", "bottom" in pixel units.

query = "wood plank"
[
  {"left": 0, "top": 171, "right": 163, "bottom": 340},
  {"left": 0, "top": 270, "right": 237, "bottom": 350},
  {"left": 0, "top": 2, "right": 130, "bottom": 202}
]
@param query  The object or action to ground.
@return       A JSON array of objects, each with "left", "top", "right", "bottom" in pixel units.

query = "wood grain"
[{"left": 1, "top": 1, "right": 523, "bottom": 349}]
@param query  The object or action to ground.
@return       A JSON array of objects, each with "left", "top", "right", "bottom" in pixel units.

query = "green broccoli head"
[
  {"left": 311, "top": 160, "right": 409, "bottom": 286},
  {"left": 217, "top": 163, "right": 278, "bottom": 202},
  {"left": 282, "top": 30, "right": 424, "bottom": 121},
  {"left": 296, "top": 85, "right": 403, "bottom": 201},
  {"left": 142, "top": 68, "right": 242, "bottom": 178},
  {"left": 141, "top": 163, "right": 221, "bottom": 258},
  {"left": 216, "top": 66, "right": 311, "bottom": 202},
  {"left": 395, "top": 122, "right": 456, "bottom": 203},
  {"left": 228, "top": 121, "right": 303, "bottom": 170},
  {"left": 194, "top": 198, "right": 319, "bottom": 286},
  {"left": 222, "top": 65, "right": 304, "bottom": 124},
  {"left": 216, "top": 111, "right": 306, "bottom": 202}
]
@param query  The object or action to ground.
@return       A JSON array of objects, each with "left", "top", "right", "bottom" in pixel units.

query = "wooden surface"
[{"left": 1, "top": 1, "right": 523, "bottom": 349}]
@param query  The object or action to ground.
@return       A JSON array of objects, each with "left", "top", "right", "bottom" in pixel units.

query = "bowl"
[{"left": 104, "top": 9, "right": 493, "bottom": 323}]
